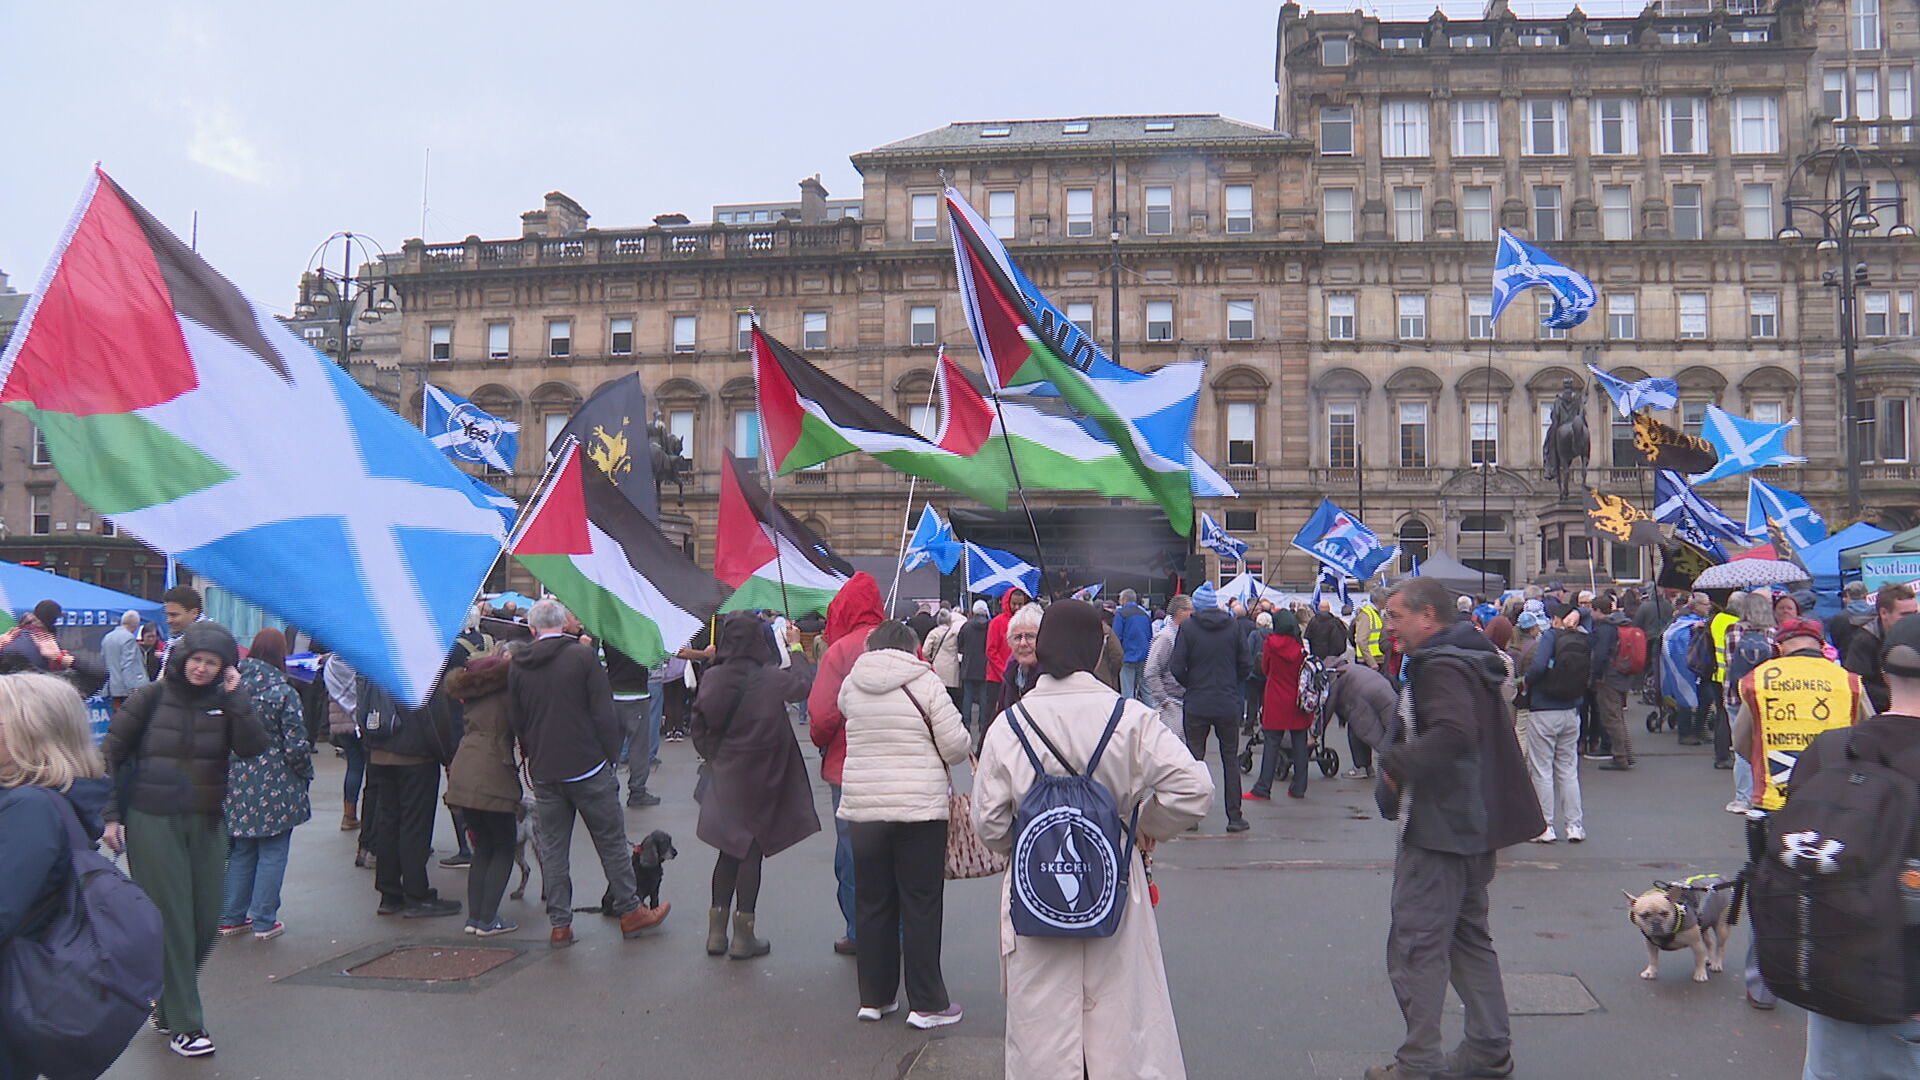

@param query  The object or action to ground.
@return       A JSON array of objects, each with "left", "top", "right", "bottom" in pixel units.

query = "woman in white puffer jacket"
[
  {"left": 922, "top": 609, "right": 965, "bottom": 711},
  {"left": 837, "top": 620, "right": 972, "bottom": 1029}
]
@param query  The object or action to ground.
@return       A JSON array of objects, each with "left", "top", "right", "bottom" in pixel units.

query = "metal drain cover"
[
  {"left": 1447, "top": 972, "right": 1602, "bottom": 1015},
  {"left": 348, "top": 945, "right": 517, "bottom": 982}
]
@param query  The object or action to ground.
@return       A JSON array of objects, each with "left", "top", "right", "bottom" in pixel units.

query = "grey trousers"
[
  {"left": 615, "top": 696, "right": 652, "bottom": 797},
  {"left": 531, "top": 767, "right": 639, "bottom": 927},
  {"left": 1388, "top": 843, "right": 1512, "bottom": 1073}
]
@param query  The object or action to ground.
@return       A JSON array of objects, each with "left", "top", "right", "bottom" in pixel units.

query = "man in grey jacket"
[
  {"left": 102, "top": 609, "right": 150, "bottom": 708},
  {"left": 1143, "top": 594, "right": 1192, "bottom": 734}
]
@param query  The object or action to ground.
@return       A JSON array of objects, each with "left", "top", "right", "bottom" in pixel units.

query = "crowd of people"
[{"left": 1, "top": 567, "right": 1918, "bottom": 1078}]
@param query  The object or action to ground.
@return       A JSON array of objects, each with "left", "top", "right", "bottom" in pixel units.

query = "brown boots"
[
  {"left": 340, "top": 801, "right": 359, "bottom": 831},
  {"left": 620, "top": 903, "right": 669, "bottom": 939}
]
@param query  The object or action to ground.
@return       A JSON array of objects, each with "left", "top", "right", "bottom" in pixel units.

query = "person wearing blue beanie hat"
[{"left": 1192, "top": 582, "right": 1219, "bottom": 611}]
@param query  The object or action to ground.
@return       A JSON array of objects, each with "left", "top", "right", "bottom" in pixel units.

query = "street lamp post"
[
  {"left": 292, "top": 232, "right": 396, "bottom": 374},
  {"left": 1776, "top": 146, "right": 1914, "bottom": 523}
]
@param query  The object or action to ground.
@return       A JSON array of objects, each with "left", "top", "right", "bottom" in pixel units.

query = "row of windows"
[
  {"left": 906, "top": 186, "right": 1257, "bottom": 242},
  {"left": 1327, "top": 289, "right": 1916, "bottom": 343},
  {"left": 1318, "top": 94, "right": 1797, "bottom": 159},
  {"left": 433, "top": 311, "right": 836, "bottom": 361},
  {"left": 1321, "top": 180, "right": 1907, "bottom": 243},
  {"left": 712, "top": 206, "right": 862, "bottom": 225}
]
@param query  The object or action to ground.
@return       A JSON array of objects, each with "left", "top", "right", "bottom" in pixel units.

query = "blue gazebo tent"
[{"left": 0, "top": 560, "right": 163, "bottom": 629}]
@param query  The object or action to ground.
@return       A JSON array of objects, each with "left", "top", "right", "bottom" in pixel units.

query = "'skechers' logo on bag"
[
  {"left": 1014, "top": 806, "right": 1119, "bottom": 931},
  {"left": 1778, "top": 830, "right": 1845, "bottom": 875}
]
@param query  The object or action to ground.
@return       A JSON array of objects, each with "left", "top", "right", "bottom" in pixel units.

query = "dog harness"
[{"left": 1640, "top": 875, "right": 1737, "bottom": 950}]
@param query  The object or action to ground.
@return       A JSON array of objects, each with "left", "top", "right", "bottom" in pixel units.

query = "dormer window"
[
  {"left": 1516, "top": 30, "right": 1561, "bottom": 45},
  {"left": 1321, "top": 37, "right": 1351, "bottom": 65},
  {"left": 1450, "top": 33, "right": 1491, "bottom": 46},
  {"left": 1144, "top": 121, "right": 1176, "bottom": 132},
  {"left": 980, "top": 127, "right": 1011, "bottom": 138},
  {"left": 1062, "top": 121, "right": 1091, "bottom": 134},
  {"left": 1383, "top": 35, "right": 1424, "bottom": 49}
]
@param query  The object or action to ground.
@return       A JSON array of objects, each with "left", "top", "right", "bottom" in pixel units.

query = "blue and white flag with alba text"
[{"left": 1491, "top": 229, "right": 1597, "bottom": 329}]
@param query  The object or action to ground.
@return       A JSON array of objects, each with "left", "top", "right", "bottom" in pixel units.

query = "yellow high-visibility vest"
[
  {"left": 1357, "top": 605, "right": 1384, "bottom": 659},
  {"left": 1710, "top": 612, "right": 1737, "bottom": 684},
  {"left": 1745, "top": 654, "right": 1858, "bottom": 812}
]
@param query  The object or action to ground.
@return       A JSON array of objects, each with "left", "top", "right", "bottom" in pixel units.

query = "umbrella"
[{"left": 1691, "top": 559, "right": 1809, "bottom": 590}]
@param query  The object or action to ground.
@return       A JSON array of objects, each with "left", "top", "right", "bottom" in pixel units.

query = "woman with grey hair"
[{"left": 993, "top": 603, "right": 1045, "bottom": 718}]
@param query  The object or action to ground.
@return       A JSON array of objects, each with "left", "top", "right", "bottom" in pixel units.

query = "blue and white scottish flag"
[
  {"left": 903, "top": 504, "right": 963, "bottom": 573},
  {"left": 1198, "top": 512, "right": 1248, "bottom": 562},
  {"left": 1747, "top": 478, "right": 1827, "bottom": 550},
  {"left": 1310, "top": 565, "right": 1351, "bottom": 614},
  {"left": 466, "top": 475, "right": 520, "bottom": 535},
  {"left": 1291, "top": 498, "right": 1397, "bottom": 581},
  {"left": 1071, "top": 582, "right": 1105, "bottom": 602},
  {"left": 1653, "top": 470, "right": 1746, "bottom": 554},
  {"left": 1490, "top": 229, "right": 1597, "bottom": 329},
  {"left": 1586, "top": 364, "right": 1679, "bottom": 418},
  {"left": 1687, "top": 405, "right": 1805, "bottom": 484},
  {"left": 963, "top": 542, "right": 1041, "bottom": 598},
  {"left": 424, "top": 382, "right": 521, "bottom": 473}
]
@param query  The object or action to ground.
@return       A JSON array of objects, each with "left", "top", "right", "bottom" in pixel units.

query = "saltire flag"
[
  {"left": 1586, "top": 489, "right": 1664, "bottom": 546},
  {"left": 424, "top": 382, "right": 520, "bottom": 472},
  {"left": 1746, "top": 478, "right": 1827, "bottom": 550},
  {"left": 1199, "top": 512, "right": 1248, "bottom": 561},
  {"left": 1, "top": 169, "right": 506, "bottom": 705},
  {"left": 970, "top": 204, "right": 1236, "bottom": 499},
  {"left": 938, "top": 351, "right": 1169, "bottom": 506},
  {"left": 714, "top": 449, "right": 850, "bottom": 619},
  {"left": 1071, "top": 582, "right": 1105, "bottom": 602},
  {"left": 1310, "top": 565, "right": 1350, "bottom": 615},
  {"left": 1586, "top": 365, "right": 1679, "bottom": 418},
  {"left": 1660, "top": 612, "right": 1710, "bottom": 708},
  {"left": 1490, "top": 229, "right": 1597, "bottom": 329},
  {"left": 946, "top": 189, "right": 1196, "bottom": 534},
  {"left": 963, "top": 541, "right": 1041, "bottom": 599},
  {"left": 1652, "top": 470, "right": 1744, "bottom": 556},
  {"left": 511, "top": 438, "right": 723, "bottom": 666},
  {"left": 466, "top": 475, "right": 520, "bottom": 535},
  {"left": 903, "top": 504, "right": 963, "bottom": 574},
  {"left": 554, "top": 372, "right": 657, "bottom": 521},
  {"left": 1632, "top": 411, "right": 1719, "bottom": 475},
  {"left": 752, "top": 324, "right": 1008, "bottom": 509},
  {"left": 1291, "top": 498, "right": 1397, "bottom": 580},
  {"left": 1687, "top": 405, "right": 1805, "bottom": 484}
]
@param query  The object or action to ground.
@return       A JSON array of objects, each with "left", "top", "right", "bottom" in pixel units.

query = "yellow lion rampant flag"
[{"left": 1586, "top": 489, "right": 1663, "bottom": 546}]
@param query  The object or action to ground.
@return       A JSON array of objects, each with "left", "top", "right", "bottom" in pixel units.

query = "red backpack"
[{"left": 1612, "top": 625, "right": 1649, "bottom": 677}]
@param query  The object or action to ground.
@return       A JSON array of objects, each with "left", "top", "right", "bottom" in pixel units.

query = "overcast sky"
[{"left": 3, "top": 0, "right": 1300, "bottom": 312}]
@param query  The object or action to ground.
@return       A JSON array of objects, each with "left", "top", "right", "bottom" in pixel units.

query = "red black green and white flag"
[
  {"left": 511, "top": 438, "right": 722, "bottom": 666},
  {"left": 751, "top": 324, "right": 1007, "bottom": 509},
  {"left": 946, "top": 188, "right": 1196, "bottom": 535},
  {"left": 715, "top": 449, "right": 850, "bottom": 618},
  {"left": 0, "top": 169, "right": 506, "bottom": 705}
]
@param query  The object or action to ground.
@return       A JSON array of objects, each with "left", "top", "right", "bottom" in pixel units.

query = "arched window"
[{"left": 1398, "top": 518, "right": 1431, "bottom": 572}]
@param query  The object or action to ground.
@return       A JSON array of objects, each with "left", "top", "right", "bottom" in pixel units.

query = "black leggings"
[
  {"left": 464, "top": 809, "right": 517, "bottom": 924},
  {"left": 711, "top": 842, "right": 765, "bottom": 914}
]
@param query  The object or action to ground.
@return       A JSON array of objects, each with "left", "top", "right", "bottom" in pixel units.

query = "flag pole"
[
  {"left": 746, "top": 311, "right": 792, "bottom": 618},
  {"left": 983, "top": 383, "right": 1051, "bottom": 597},
  {"left": 1477, "top": 334, "right": 1496, "bottom": 600},
  {"left": 887, "top": 352, "right": 946, "bottom": 615}
]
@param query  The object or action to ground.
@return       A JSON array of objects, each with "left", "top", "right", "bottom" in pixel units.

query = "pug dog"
[{"left": 1623, "top": 876, "right": 1733, "bottom": 983}]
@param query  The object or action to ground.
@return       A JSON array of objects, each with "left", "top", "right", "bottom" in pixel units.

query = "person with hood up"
[
  {"left": 1113, "top": 589, "right": 1153, "bottom": 703},
  {"left": 0, "top": 601, "right": 73, "bottom": 674},
  {"left": 443, "top": 655, "right": 521, "bottom": 937},
  {"left": 958, "top": 600, "right": 993, "bottom": 740},
  {"left": 921, "top": 608, "right": 965, "bottom": 712},
  {"left": 1170, "top": 582, "right": 1251, "bottom": 832},
  {"left": 1244, "top": 611, "right": 1274, "bottom": 733},
  {"left": 0, "top": 673, "right": 117, "bottom": 1077},
  {"left": 697, "top": 610, "right": 820, "bottom": 959},
  {"left": 983, "top": 589, "right": 1030, "bottom": 693},
  {"left": 1251, "top": 610, "right": 1313, "bottom": 801},
  {"left": 100, "top": 621, "right": 267, "bottom": 1060},
  {"left": 1307, "top": 600, "right": 1352, "bottom": 661},
  {"left": 217, "top": 629, "right": 312, "bottom": 942},
  {"left": 1372, "top": 578, "right": 1544, "bottom": 1080},
  {"left": 837, "top": 620, "right": 971, "bottom": 1028},
  {"left": 810, "top": 571, "right": 887, "bottom": 955},
  {"left": 972, "top": 600, "right": 1215, "bottom": 1079}
]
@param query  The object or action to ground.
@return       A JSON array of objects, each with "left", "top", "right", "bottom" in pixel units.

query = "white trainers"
[
  {"left": 1725, "top": 799, "right": 1752, "bottom": 814},
  {"left": 1342, "top": 767, "right": 1372, "bottom": 780},
  {"left": 1565, "top": 826, "right": 1586, "bottom": 843},
  {"left": 168, "top": 1031, "right": 216, "bottom": 1058},
  {"left": 856, "top": 1002, "right": 900, "bottom": 1022},
  {"left": 907, "top": 1004, "right": 964, "bottom": 1029},
  {"left": 1530, "top": 828, "right": 1557, "bottom": 843}
]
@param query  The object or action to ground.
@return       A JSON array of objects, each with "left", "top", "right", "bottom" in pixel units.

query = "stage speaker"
[{"left": 1181, "top": 554, "right": 1208, "bottom": 593}]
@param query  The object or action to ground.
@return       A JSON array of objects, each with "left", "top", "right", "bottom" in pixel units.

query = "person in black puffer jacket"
[
  {"left": 99, "top": 621, "right": 266, "bottom": 1060},
  {"left": 1170, "top": 584, "right": 1252, "bottom": 832}
]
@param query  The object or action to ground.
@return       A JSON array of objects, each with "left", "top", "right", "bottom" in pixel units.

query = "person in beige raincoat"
[{"left": 971, "top": 599, "right": 1214, "bottom": 1080}]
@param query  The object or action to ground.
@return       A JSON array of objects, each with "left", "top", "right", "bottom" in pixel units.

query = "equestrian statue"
[{"left": 1542, "top": 378, "right": 1590, "bottom": 501}]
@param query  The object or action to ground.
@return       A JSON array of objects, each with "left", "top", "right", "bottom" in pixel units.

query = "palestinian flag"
[
  {"left": 512, "top": 438, "right": 722, "bottom": 666},
  {"left": 0, "top": 169, "right": 506, "bottom": 706},
  {"left": 938, "top": 351, "right": 1163, "bottom": 505},
  {"left": 715, "top": 450, "right": 850, "bottom": 618},
  {"left": 753, "top": 325, "right": 1007, "bottom": 509},
  {"left": 946, "top": 188, "right": 1195, "bottom": 535}
]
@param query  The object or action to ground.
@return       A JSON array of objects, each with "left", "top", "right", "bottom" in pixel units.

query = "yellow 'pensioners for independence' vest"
[{"left": 1747, "top": 654, "right": 1857, "bottom": 812}]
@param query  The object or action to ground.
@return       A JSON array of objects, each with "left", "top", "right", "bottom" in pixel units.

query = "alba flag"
[
  {"left": 0, "top": 169, "right": 505, "bottom": 705},
  {"left": 512, "top": 438, "right": 722, "bottom": 666},
  {"left": 715, "top": 449, "right": 851, "bottom": 618},
  {"left": 945, "top": 189, "right": 1196, "bottom": 534}
]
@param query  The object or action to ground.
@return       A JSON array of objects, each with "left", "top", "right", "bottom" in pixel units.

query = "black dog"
[{"left": 579, "top": 830, "right": 676, "bottom": 915}]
